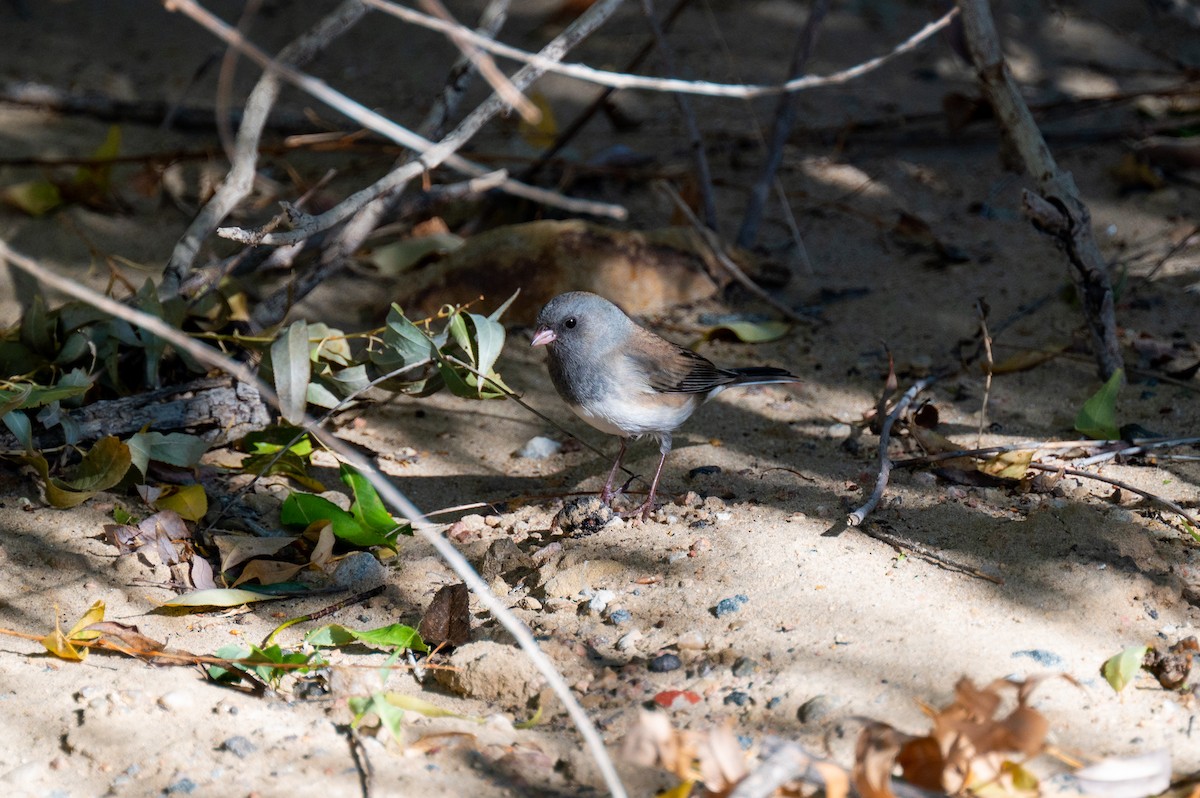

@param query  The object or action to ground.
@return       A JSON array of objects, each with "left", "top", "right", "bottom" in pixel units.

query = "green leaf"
[
  {"left": 0, "top": 382, "right": 90, "bottom": 410},
  {"left": 340, "top": 464, "right": 405, "bottom": 536},
  {"left": 381, "top": 692, "right": 473, "bottom": 720},
  {"left": 61, "top": 436, "right": 132, "bottom": 492},
  {"left": 271, "top": 320, "right": 311, "bottom": 425},
  {"left": 487, "top": 289, "right": 520, "bottom": 323},
  {"left": 466, "top": 311, "right": 506, "bottom": 389},
  {"left": 375, "top": 305, "right": 433, "bottom": 369},
  {"left": 305, "top": 380, "right": 341, "bottom": 409},
  {"left": 1, "top": 179, "right": 63, "bottom": 216},
  {"left": 306, "top": 622, "right": 427, "bottom": 652},
  {"left": 73, "top": 124, "right": 121, "bottom": 194},
  {"left": 242, "top": 426, "right": 313, "bottom": 457},
  {"left": 367, "top": 234, "right": 464, "bottom": 276},
  {"left": 279, "top": 491, "right": 394, "bottom": 548},
  {"left": 126, "top": 431, "right": 210, "bottom": 475},
  {"left": 161, "top": 588, "right": 279, "bottom": 608},
  {"left": 1102, "top": 645, "right": 1150, "bottom": 692},
  {"left": 1074, "top": 369, "right": 1123, "bottom": 440},
  {"left": 697, "top": 320, "right": 791, "bottom": 345},
  {"left": 3, "top": 410, "right": 33, "bottom": 451},
  {"left": 351, "top": 693, "right": 407, "bottom": 743},
  {"left": 153, "top": 484, "right": 208, "bottom": 522},
  {"left": 307, "top": 323, "right": 352, "bottom": 366}
]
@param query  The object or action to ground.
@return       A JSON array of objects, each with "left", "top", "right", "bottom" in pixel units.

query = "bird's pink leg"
[
  {"left": 629, "top": 434, "right": 671, "bottom": 523},
  {"left": 599, "top": 439, "right": 628, "bottom": 504}
]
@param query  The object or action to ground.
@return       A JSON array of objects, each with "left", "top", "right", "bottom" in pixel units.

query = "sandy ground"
[{"left": 1, "top": 1, "right": 1199, "bottom": 796}]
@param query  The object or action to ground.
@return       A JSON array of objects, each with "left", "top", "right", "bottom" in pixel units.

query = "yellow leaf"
[
  {"left": 154, "top": 484, "right": 208, "bottom": 522},
  {"left": 657, "top": 781, "right": 695, "bottom": 798},
  {"left": 979, "top": 450, "right": 1033, "bottom": 480},
  {"left": 987, "top": 344, "right": 1067, "bottom": 374},
  {"left": 1, "top": 180, "right": 63, "bottom": 216},
  {"left": 67, "top": 600, "right": 106, "bottom": 641}
]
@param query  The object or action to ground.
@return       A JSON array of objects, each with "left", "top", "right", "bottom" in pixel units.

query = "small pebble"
[
  {"left": 515, "top": 436, "right": 562, "bottom": 459},
  {"left": 737, "top": 735, "right": 753, "bottom": 750},
  {"left": 731, "top": 656, "right": 758, "bottom": 678},
  {"left": 158, "top": 690, "right": 194, "bottom": 712},
  {"left": 767, "top": 697, "right": 781, "bottom": 709},
  {"left": 1012, "top": 649, "right": 1063, "bottom": 667},
  {"left": 648, "top": 653, "right": 682, "bottom": 673},
  {"left": 713, "top": 594, "right": 749, "bottom": 618},
  {"left": 333, "top": 551, "right": 387, "bottom": 589},
  {"left": 166, "top": 777, "right": 197, "bottom": 794},
  {"left": 616, "top": 631, "right": 642, "bottom": 652},
  {"left": 688, "top": 466, "right": 722, "bottom": 479},
  {"left": 608, "top": 608, "right": 632, "bottom": 625},
  {"left": 221, "top": 736, "right": 257, "bottom": 759},
  {"left": 677, "top": 631, "right": 706, "bottom": 650},
  {"left": 826, "top": 423, "right": 852, "bottom": 439},
  {"left": 798, "top": 694, "right": 842, "bottom": 724},
  {"left": 587, "top": 589, "right": 615, "bottom": 614},
  {"left": 724, "top": 691, "right": 750, "bottom": 707}
]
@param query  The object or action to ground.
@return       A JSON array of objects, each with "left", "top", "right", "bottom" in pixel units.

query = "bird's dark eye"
[{"left": 564, "top": 317, "right": 577, "bottom": 329}]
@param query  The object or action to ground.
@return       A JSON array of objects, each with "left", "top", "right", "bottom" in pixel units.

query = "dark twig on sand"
[
  {"left": 956, "top": 0, "right": 1123, "bottom": 380},
  {"left": 848, "top": 376, "right": 937, "bottom": 527},
  {"left": 735, "top": 0, "right": 829, "bottom": 249},
  {"left": 1026, "top": 462, "right": 1200, "bottom": 532}
]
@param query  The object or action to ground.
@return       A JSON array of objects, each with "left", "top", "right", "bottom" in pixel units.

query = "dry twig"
[
  {"left": 848, "top": 376, "right": 937, "bottom": 527},
  {"left": 956, "top": 0, "right": 1122, "bottom": 379}
]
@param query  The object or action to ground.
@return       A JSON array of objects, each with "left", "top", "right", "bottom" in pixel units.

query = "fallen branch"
[
  {"left": 848, "top": 376, "right": 937, "bottom": 527},
  {"left": 1025, "top": 462, "right": 1200, "bottom": 532},
  {"left": 162, "top": 0, "right": 370, "bottom": 296},
  {"left": 0, "top": 376, "right": 270, "bottom": 453},
  {"left": 365, "top": 0, "right": 957, "bottom": 100},
  {"left": 957, "top": 0, "right": 1123, "bottom": 379}
]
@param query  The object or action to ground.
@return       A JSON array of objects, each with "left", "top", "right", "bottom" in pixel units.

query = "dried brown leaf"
[
  {"left": 419, "top": 582, "right": 471, "bottom": 648},
  {"left": 853, "top": 722, "right": 908, "bottom": 798}
]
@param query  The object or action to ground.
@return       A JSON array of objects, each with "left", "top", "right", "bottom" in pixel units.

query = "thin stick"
[
  {"left": 419, "top": 0, "right": 512, "bottom": 140},
  {"left": 344, "top": 724, "right": 374, "bottom": 798},
  {"left": 262, "top": 586, "right": 386, "bottom": 646},
  {"left": 656, "top": 181, "right": 811, "bottom": 324},
  {"left": 848, "top": 376, "right": 937, "bottom": 527},
  {"left": 417, "top": 0, "right": 537, "bottom": 123},
  {"left": 957, "top": 0, "right": 1122, "bottom": 379},
  {"left": 0, "top": 239, "right": 629, "bottom": 798},
  {"left": 365, "top": 0, "right": 958, "bottom": 100},
  {"left": 162, "top": 0, "right": 369, "bottom": 296},
  {"left": 976, "top": 299, "right": 993, "bottom": 447},
  {"left": 859, "top": 525, "right": 1004, "bottom": 584},
  {"left": 521, "top": 0, "right": 695, "bottom": 182},
  {"left": 736, "top": 0, "right": 830, "bottom": 249},
  {"left": 165, "top": 0, "right": 627, "bottom": 243},
  {"left": 1025, "top": 462, "right": 1200, "bottom": 531},
  {"left": 639, "top": 0, "right": 718, "bottom": 231}
]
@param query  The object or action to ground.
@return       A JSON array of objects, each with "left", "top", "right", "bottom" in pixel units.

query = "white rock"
[{"left": 515, "top": 436, "right": 562, "bottom": 459}]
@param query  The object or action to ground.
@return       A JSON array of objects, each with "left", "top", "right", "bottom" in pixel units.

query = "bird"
[{"left": 531, "top": 291, "right": 800, "bottom": 521}]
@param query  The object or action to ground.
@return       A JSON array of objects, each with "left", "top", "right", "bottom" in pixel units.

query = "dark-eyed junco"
[{"left": 531, "top": 291, "right": 800, "bottom": 521}]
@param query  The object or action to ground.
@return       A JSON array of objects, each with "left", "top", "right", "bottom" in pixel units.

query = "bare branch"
[
  {"left": 956, "top": 0, "right": 1122, "bottom": 379},
  {"left": 365, "top": 0, "right": 957, "bottom": 99},
  {"left": 162, "top": 0, "right": 369, "bottom": 297},
  {"left": 847, "top": 376, "right": 937, "bottom": 527},
  {"left": 164, "top": 0, "right": 627, "bottom": 245}
]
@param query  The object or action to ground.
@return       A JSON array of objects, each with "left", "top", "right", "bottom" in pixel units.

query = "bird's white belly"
[{"left": 570, "top": 394, "right": 697, "bottom": 438}]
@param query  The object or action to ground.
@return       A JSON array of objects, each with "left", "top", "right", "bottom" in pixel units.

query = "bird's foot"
[{"left": 619, "top": 499, "right": 657, "bottom": 524}]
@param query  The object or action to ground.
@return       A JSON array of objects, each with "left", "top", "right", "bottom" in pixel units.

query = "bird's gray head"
[{"left": 530, "top": 291, "right": 632, "bottom": 356}]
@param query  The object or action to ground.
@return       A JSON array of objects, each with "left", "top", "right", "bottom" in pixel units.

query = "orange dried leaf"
[{"left": 853, "top": 722, "right": 907, "bottom": 798}]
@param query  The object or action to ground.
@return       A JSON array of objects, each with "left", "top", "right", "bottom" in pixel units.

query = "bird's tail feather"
[{"left": 727, "top": 366, "right": 801, "bottom": 385}]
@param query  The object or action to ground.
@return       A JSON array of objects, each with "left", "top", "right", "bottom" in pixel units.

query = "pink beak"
[{"left": 530, "top": 326, "right": 556, "bottom": 347}]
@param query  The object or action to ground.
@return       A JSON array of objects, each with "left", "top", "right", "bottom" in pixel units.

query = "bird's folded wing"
[{"left": 629, "top": 332, "right": 738, "bottom": 394}]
